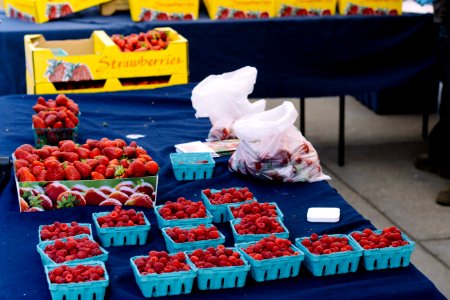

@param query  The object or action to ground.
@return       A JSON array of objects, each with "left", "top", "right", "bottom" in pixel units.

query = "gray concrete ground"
[{"left": 265, "top": 97, "right": 450, "bottom": 298}]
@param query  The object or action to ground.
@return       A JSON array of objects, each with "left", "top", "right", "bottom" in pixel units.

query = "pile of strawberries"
[
  {"left": 203, "top": 187, "right": 254, "bottom": 205},
  {"left": 350, "top": 227, "right": 409, "bottom": 250},
  {"left": 188, "top": 245, "right": 245, "bottom": 268},
  {"left": 44, "top": 236, "right": 104, "bottom": 263},
  {"left": 97, "top": 206, "right": 146, "bottom": 228},
  {"left": 133, "top": 251, "right": 191, "bottom": 275},
  {"left": 48, "top": 264, "right": 106, "bottom": 284},
  {"left": 14, "top": 138, "right": 159, "bottom": 182},
  {"left": 230, "top": 202, "right": 278, "bottom": 219},
  {"left": 165, "top": 224, "right": 220, "bottom": 243},
  {"left": 158, "top": 197, "right": 207, "bottom": 220},
  {"left": 300, "top": 233, "right": 353, "bottom": 255},
  {"left": 32, "top": 94, "right": 79, "bottom": 129},
  {"left": 242, "top": 236, "right": 298, "bottom": 260},
  {"left": 111, "top": 30, "right": 169, "bottom": 52},
  {"left": 234, "top": 215, "right": 285, "bottom": 235},
  {"left": 40, "top": 221, "right": 90, "bottom": 241}
]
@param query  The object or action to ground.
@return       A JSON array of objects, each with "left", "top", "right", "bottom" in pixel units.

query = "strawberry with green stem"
[{"left": 56, "top": 191, "right": 86, "bottom": 209}]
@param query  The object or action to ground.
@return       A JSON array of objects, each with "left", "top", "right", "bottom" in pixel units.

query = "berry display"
[
  {"left": 242, "top": 235, "right": 298, "bottom": 260},
  {"left": 96, "top": 206, "right": 147, "bottom": 228},
  {"left": 40, "top": 221, "right": 90, "bottom": 241},
  {"left": 158, "top": 197, "right": 207, "bottom": 220},
  {"left": 133, "top": 251, "right": 191, "bottom": 275},
  {"left": 230, "top": 202, "right": 279, "bottom": 219},
  {"left": 32, "top": 94, "right": 79, "bottom": 129},
  {"left": 234, "top": 215, "right": 285, "bottom": 235},
  {"left": 48, "top": 264, "right": 105, "bottom": 284},
  {"left": 14, "top": 138, "right": 159, "bottom": 182},
  {"left": 43, "top": 236, "right": 104, "bottom": 263},
  {"left": 300, "top": 233, "right": 353, "bottom": 255},
  {"left": 188, "top": 245, "right": 245, "bottom": 268},
  {"left": 111, "top": 30, "right": 169, "bottom": 52},
  {"left": 350, "top": 227, "right": 409, "bottom": 250},
  {"left": 203, "top": 187, "right": 254, "bottom": 205},
  {"left": 165, "top": 224, "right": 220, "bottom": 243}
]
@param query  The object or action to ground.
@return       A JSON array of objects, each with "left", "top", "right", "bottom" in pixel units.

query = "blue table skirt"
[
  {"left": 0, "top": 8, "right": 438, "bottom": 102},
  {"left": 0, "top": 85, "right": 445, "bottom": 299}
]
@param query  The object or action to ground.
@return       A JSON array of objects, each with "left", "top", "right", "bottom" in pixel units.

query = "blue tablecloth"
[
  {"left": 0, "top": 85, "right": 445, "bottom": 299},
  {"left": 0, "top": 8, "right": 438, "bottom": 106}
]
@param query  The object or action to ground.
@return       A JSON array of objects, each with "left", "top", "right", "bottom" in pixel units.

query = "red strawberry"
[
  {"left": 84, "top": 188, "right": 108, "bottom": 205},
  {"left": 73, "top": 161, "right": 92, "bottom": 179},
  {"left": 145, "top": 161, "right": 159, "bottom": 175},
  {"left": 62, "top": 152, "right": 79, "bottom": 163},
  {"left": 36, "top": 170, "right": 47, "bottom": 181},
  {"left": 19, "top": 168, "right": 36, "bottom": 182},
  {"left": 14, "top": 148, "right": 31, "bottom": 160},
  {"left": 218, "top": 8, "right": 229, "bottom": 19},
  {"left": 60, "top": 140, "right": 76, "bottom": 152},
  {"left": 45, "top": 163, "right": 65, "bottom": 181},
  {"left": 108, "top": 191, "right": 129, "bottom": 204},
  {"left": 32, "top": 165, "right": 45, "bottom": 177},
  {"left": 32, "top": 104, "right": 48, "bottom": 113},
  {"left": 56, "top": 191, "right": 86, "bottom": 209},
  {"left": 89, "top": 148, "right": 101, "bottom": 158},
  {"left": 126, "top": 159, "right": 146, "bottom": 177},
  {"left": 71, "top": 184, "right": 88, "bottom": 192},
  {"left": 134, "top": 182, "right": 154, "bottom": 196},
  {"left": 95, "top": 155, "right": 109, "bottom": 166},
  {"left": 99, "top": 186, "right": 115, "bottom": 195},
  {"left": 32, "top": 116, "right": 46, "bottom": 129},
  {"left": 56, "top": 110, "right": 67, "bottom": 121},
  {"left": 45, "top": 183, "right": 69, "bottom": 203},
  {"left": 99, "top": 198, "right": 123, "bottom": 206},
  {"left": 55, "top": 94, "right": 68, "bottom": 107},
  {"left": 105, "top": 167, "right": 115, "bottom": 179},
  {"left": 33, "top": 148, "right": 51, "bottom": 159},
  {"left": 124, "top": 193, "right": 153, "bottom": 208},
  {"left": 25, "top": 154, "right": 40, "bottom": 164},
  {"left": 123, "top": 146, "right": 135, "bottom": 158},
  {"left": 45, "top": 114, "right": 57, "bottom": 127},
  {"left": 102, "top": 147, "right": 123, "bottom": 160},
  {"left": 95, "top": 164, "right": 107, "bottom": 175},
  {"left": 66, "top": 110, "right": 79, "bottom": 126},
  {"left": 115, "top": 181, "right": 134, "bottom": 190},
  {"left": 135, "top": 147, "right": 148, "bottom": 156},
  {"left": 29, "top": 194, "right": 53, "bottom": 210},
  {"left": 37, "top": 96, "right": 47, "bottom": 106},
  {"left": 86, "top": 159, "right": 99, "bottom": 169},
  {"left": 118, "top": 186, "right": 134, "bottom": 196},
  {"left": 91, "top": 172, "right": 105, "bottom": 180},
  {"left": 14, "top": 159, "right": 29, "bottom": 170},
  {"left": 75, "top": 147, "right": 90, "bottom": 159},
  {"left": 67, "top": 103, "right": 79, "bottom": 115},
  {"left": 87, "top": 139, "right": 104, "bottom": 150},
  {"left": 19, "top": 198, "right": 29, "bottom": 212},
  {"left": 65, "top": 118, "right": 76, "bottom": 129},
  {"left": 64, "top": 165, "right": 81, "bottom": 181}
]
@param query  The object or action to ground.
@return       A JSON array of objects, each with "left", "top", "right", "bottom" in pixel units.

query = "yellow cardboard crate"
[
  {"left": 203, "top": 0, "right": 275, "bottom": 19},
  {"left": 338, "top": 0, "right": 401, "bottom": 15},
  {"left": 129, "top": 0, "right": 200, "bottom": 22},
  {"left": 4, "top": 0, "right": 110, "bottom": 23},
  {"left": 275, "top": 0, "right": 336, "bottom": 16},
  {"left": 100, "top": 0, "right": 129, "bottom": 16},
  {"left": 25, "top": 28, "right": 189, "bottom": 94},
  {"left": 26, "top": 70, "right": 189, "bottom": 94}
]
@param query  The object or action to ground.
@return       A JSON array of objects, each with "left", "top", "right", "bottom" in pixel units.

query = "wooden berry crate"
[{"left": 100, "top": 0, "right": 129, "bottom": 16}]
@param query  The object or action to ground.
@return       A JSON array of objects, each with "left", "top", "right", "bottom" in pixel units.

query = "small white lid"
[{"left": 307, "top": 207, "right": 340, "bottom": 223}]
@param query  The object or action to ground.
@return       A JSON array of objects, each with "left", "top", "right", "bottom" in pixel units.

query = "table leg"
[
  {"left": 422, "top": 113, "right": 429, "bottom": 139},
  {"left": 339, "top": 95, "right": 346, "bottom": 166},
  {"left": 300, "top": 97, "right": 305, "bottom": 136}
]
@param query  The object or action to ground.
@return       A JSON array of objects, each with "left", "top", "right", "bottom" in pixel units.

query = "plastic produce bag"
[
  {"left": 191, "top": 66, "right": 266, "bottom": 141},
  {"left": 229, "top": 102, "right": 330, "bottom": 183}
]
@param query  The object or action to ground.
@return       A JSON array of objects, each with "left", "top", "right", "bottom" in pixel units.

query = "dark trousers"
[{"left": 429, "top": 23, "right": 450, "bottom": 169}]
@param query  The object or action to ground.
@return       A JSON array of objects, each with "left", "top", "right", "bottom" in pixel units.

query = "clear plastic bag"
[
  {"left": 191, "top": 66, "right": 266, "bottom": 141},
  {"left": 229, "top": 102, "right": 330, "bottom": 183}
]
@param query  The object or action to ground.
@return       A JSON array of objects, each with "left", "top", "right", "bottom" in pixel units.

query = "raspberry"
[
  {"left": 188, "top": 247, "right": 244, "bottom": 268},
  {"left": 49, "top": 265, "right": 106, "bottom": 284},
  {"left": 354, "top": 227, "right": 409, "bottom": 250},
  {"left": 204, "top": 187, "right": 255, "bottom": 205},
  {"left": 96, "top": 206, "right": 146, "bottom": 227},
  {"left": 134, "top": 251, "right": 190, "bottom": 275}
]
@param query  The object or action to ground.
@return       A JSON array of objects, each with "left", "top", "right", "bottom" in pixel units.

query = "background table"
[
  {"left": 0, "top": 85, "right": 445, "bottom": 299},
  {"left": 0, "top": 7, "right": 439, "bottom": 114}
]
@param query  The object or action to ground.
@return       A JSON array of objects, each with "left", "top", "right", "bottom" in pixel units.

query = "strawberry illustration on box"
[
  {"left": 4, "top": 0, "right": 109, "bottom": 23},
  {"left": 25, "top": 28, "right": 189, "bottom": 94},
  {"left": 338, "top": 0, "right": 401, "bottom": 15},
  {"left": 13, "top": 138, "right": 159, "bottom": 212},
  {"left": 203, "top": 0, "right": 275, "bottom": 19},
  {"left": 128, "top": 0, "right": 199, "bottom": 22},
  {"left": 275, "top": 0, "right": 337, "bottom": 17}
]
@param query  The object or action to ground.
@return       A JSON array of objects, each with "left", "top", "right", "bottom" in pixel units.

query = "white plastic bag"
[
  {"left": 229, "top": 101, "right": 330, "bottom": 183},
  {"left": 191, "top": 66, "right": 266, "bottom": 141}
]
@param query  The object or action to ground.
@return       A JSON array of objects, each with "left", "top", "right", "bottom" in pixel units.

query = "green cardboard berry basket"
[
  {"left": 33, "top": 126, "right": 79, "bottom": 148},
  {"left": 37, "top": 234, "right": 109, "bottom": 266},
  {"left": 295, "top": 234, "right": 363, "bottom": 276},
  {"left": 92, "top": 211, "right": 151, "bottom": 247},
  {"left": 170, "top": 152, "right": 215, "bottom": 180},
  {"left": 185, "top": 247, "right": 250, "bottom": 290},
  {"left": 44, "top": 261, "right": 109, "bottom": 300},
  {"left": 130, "top": 254, "right": 196, "bottom": 298},
  {"left": 154, "top": 204, "right": 213, "bottom": 230},
  {"left": 201, "top": 188, "right": 257, "bottom": 223},
  {"left": 38, "top": 223, "right": 92, "bottom": 243},
  {"left": 161, "top": 224, "right": 225, "bottom": 253},
  {"left": 230, "top": 217, "right": 289, "bottom": 243},
  {"left": 235, "top": 241, "right": 304, "bottom": 282},
  {"left": 348, "top": 230, "right": 415, "bottom": 271},
  {"left": 226, "top": 202, "right": 284, "bottom": 221}
]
